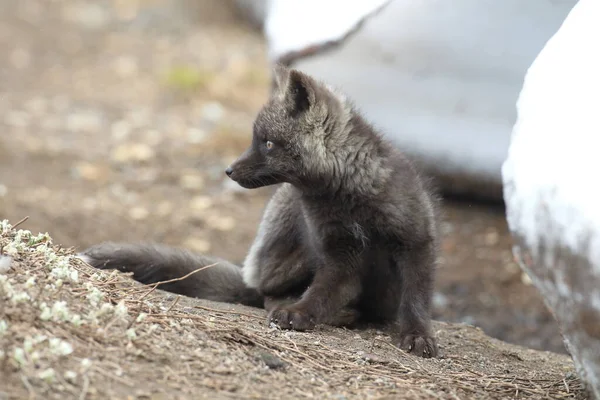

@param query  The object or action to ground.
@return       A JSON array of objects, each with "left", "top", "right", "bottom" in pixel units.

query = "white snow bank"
[{"left": 503, "top": 0, "right": 600, "bottom": 397}]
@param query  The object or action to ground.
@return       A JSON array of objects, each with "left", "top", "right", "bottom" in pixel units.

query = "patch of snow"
[
  {"left": 264, "top": 0, "right": 390, "bottom": 61},
  {"left": 502, "top": 0, "right": 600, "bottom": 265}
]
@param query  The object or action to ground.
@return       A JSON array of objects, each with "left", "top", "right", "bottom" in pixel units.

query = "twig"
[
  {"left": 79, "top": 375, "right": 89, "bottom": 400},
  {"left": 166, "top": 295, "right": 180, "bottom": 313},
  {"left": 137, "top": 263, "right": 219, "bottom": 301},
  {"left": 91, "top": 366, "right": 134, "bottom": 386},
  {"left": 193, "top": 305, "right": 264, "bottom": 321},
  {"left": 12, "top": 216, "right": 30, "bottom": 230},
  {"left": 20, "top": 374, "right": 36, "bottom": 400}
]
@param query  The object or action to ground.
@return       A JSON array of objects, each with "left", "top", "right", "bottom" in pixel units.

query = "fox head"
[{"left": 225, "top": 65, "right": 353, "bottom": 190}]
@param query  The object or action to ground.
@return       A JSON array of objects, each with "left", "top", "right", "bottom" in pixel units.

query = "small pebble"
[
  {"left": 110, "top": 120, "right": 132, "bottom": 141},
  {"left": 179, "top": 173, "right": 205, "bottom": 191},
  {"left": 66, "top": 111, "right": 102, "bottom": 133},
  {"left": 72, "top": 162, "right": 104, "bottom": 181},
  {"left": 111, "top": 143, "right": 155, "bottom": 163},
  {"left": 112, "top": 55, "right": 138, "bottom": 78},
  {"left": 24, "top": 97, "right": 47, "bottom": 115},
  {"left": 187, "top": 127, "right": 208, "bottom": 144},
  {"left": 190, "top": 196, "right": 213, "bottom": 211},
  {"left": 129, "top": 207, "right": 149, "bottom": 221},
  {"left": 62, "top": 3, "right": 109, "bottom": 29},
  {"left": 257, "top": 350, "right": 286, "bottom": 370},
  {"left": 521, "top": 272, "right": 533, "bottom": 286},
  {"left": 206, "top": 215, "right": 235, "bottom": 231},
  {"left": 4, "top": 110, "right": 31, "bottom": 128},
  {"left": 156, "top": 201, "right": 174, "bottom": 217},
  {"left": 10, "top": 48, "right": 31, "bottom": 69},
  {"left": 201, "top": 102, "right": 225, "bottom": 123},
  {"left": 183, "top": 238, "right": 211, "bottom": 253},
  {"left": 484, "top": 230, "right": 499, "bottom": 246}
]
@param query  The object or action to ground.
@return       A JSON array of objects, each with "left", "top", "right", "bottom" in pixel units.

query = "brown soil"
[
  {"left": 0, "top": 224, "right": 587, "bottom": 399},
  {"left": 0, "top": 0, "right": 577, "bottom": 398}
]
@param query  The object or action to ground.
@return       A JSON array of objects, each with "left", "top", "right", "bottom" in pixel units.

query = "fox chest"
[{"left": 298, "top": 207, "right": 370, "bottom": 257}]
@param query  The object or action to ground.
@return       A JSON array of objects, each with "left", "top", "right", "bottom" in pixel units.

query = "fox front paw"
[
  {"left": 396, "top": 333, "right": 438, "bottom": 358},
  {"left": 268, "top": 306, "right": 315, "bottom": 331}
]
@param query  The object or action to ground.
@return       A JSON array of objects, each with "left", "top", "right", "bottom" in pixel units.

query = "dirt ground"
[
  {"left": 0, "top": 223, "right": 587, "bottom": 399},
  {"left": 0, "top": 2, "right": 571, "bottom": 397}
]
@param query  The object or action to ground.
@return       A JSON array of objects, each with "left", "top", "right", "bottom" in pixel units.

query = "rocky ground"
[{"left": 0, "top": 0, "right": 574, "bottom": 397}]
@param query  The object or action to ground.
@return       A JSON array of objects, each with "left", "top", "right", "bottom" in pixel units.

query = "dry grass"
[{"left": 0, "top": 218, "right": 588, "bottom": 399}]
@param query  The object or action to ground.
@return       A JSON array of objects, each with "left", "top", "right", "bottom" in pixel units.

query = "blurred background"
[{"left": 0, "top": 0, "right": 573, "bottom": 354}]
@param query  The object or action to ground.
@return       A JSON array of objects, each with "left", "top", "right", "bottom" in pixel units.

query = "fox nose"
[{"left": 225, "top": 166, "right": 233, "bottom": 177}]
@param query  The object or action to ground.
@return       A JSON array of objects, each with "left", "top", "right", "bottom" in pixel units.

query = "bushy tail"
[{"left": 78, "top": 242, "right": 264, "bottom": 308}]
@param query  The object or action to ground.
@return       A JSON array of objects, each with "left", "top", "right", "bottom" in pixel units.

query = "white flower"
[
  {"left": 51, "top": 301, "right": 71, "bottom": 321},
  {"left": 86, "top": 287, "right": 104, "bottom": 306},
  {"left": 38, "top": 368, "right": 56, "bottom": 383},
  {"left": 1, "top": 219, "right": 12, "bottom": 233},
  {"left": 0, "top": 320, "right": 8, "bottom": 336},
  {"left": 25, "top": 277, "right": 36, "bottom": 288},
  {"left": 126, "top": 328, "right": 137, "bottom": 340},
  {"left": 11, "top": 292, "right": 31, "bottom": 304},
  {"left": 64, "top": 370, "right": 77, "bottom": 382},
  {"left": 13, "top": 348, "right": 26, "bottom": 367},
  {"left": 80, "top": 358, "right": 92, "bottom": 370},
  {"left": 98, "top": 302, "right": 114, "bottom": 317},
  {"left": 49, "top": 338, "right": 73, "bottom": 356},
  {"left": 71, "top": 314, "right": 84, "bottom": 327},
  {"left": 115, "top": 300, "right": 128, "bottom": 318}
]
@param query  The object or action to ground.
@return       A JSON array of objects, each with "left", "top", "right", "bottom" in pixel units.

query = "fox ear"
[
  {"left": 272, "top": 64, "right": 290, "bottom": 91},
  {"left": 287, "top": 70, "right": 314, "bottom": 116},
  {"left": 272, "top": 65, "right": 316, "bottom": 116}
]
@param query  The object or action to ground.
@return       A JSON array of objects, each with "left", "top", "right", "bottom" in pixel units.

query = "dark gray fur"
[{"left": 80, "top": 65, "right": 441, "bottom": 358}]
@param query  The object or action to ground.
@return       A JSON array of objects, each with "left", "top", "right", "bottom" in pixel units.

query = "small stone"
[
  {"left": 110, "top": 120, "right": 131, "bottom": 141},
  {"left": 113, "top": 0, "right": 139, "bottom": 21},
  {"left": 179, "top": 173, "right": 205, "bottom": 191},
  {"left": 484, "top": 230, "right": 499, "bottom": 246},
  {"left": 41, "top": 116, "right": 62, "bottom": 131},
  {"left": 201, "top": 102, "right": 225, "bottom": 123},
  {"left": 82, "top": 198, "right": 97, "bottom": 211},
  {"left": 62, "top": 3, "right": 109, "bottom": 30},
  {"left": 187, "top": 127, "right": 208, "bottom": 144},
  {"left": 111, "top": 143, "right": 155, "bottom": 163},
  {"left": 257, "top": 350, "right": 286, "bottom": 370},
  {"left": 10, "top": 48, "right": 31, "bottom": 69},
  {"left": 521, "top": 272, "right": 533, "bottom": 286},
  {"left": 156, "top": 201, "right": 174, "bottom": 217},
  {"left": 206, "top": 215, "right": 235, "bottom": 231},
  {"left": 66, "top": 111, "right": 102, "bottom": 133},
  {"left": 51, "top": 96, "right": 70, "bottom": 112},
  {"left": 127, "top": 108, "right": 151, "bottom": 129},
  {"left": 183, "top": 238, "right": 211, "bottom": 253},
  {"left": 129, "top": 207, "right": 149, "bottom": 221},
  {"left": 143, "top": 129, "right": 162, "bottom": 147},
  {"left": 190, "top": 196, "right": 213, "bottom": 211},
  {"left": 360, "top": 353, "right": 385, "bottom": 363},
  {"left": 72, "top": 162, "right": 105, "bottom": 181},
  {"left": 112, "top": 56, "right": 138, "bottom": 78},
  {"left": 25, "top": 97, "right": 48, "bottom": 115},
  {"left": 4, "top": 111, "right": 31, "bottom": 128}
]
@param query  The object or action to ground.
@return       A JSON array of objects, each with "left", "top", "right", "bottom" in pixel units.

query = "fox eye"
[{"left": 265, "top": 140, "right": 274, "bottom": 150}]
